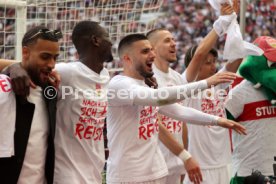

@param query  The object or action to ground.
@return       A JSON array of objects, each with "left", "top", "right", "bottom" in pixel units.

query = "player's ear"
[{"left": 91, "top": 35, "right": 100, "bottom": 47}]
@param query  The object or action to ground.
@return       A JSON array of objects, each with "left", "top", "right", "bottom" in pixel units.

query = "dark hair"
[
  {"left": 22, "top": 25, "right": 62, "bottom": 46},
  {"left": 118, "top": 34, "right": 148, "bottom": 57},
  {"left": 72, "top": 21, "right": 103, "bottom": 54},
  {"left": 146, "top": 28, "right": 168, "bottom": 38},
  {"left": 184, "top": 45, "right": 218, "bottom": 67}
]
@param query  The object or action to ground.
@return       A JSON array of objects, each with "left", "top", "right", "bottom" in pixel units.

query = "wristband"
[
  {"left": 178, "top": 149, "right": 192, "bottom": 163},
  {"left": 213, "top": 116, "right": 220, "bottom": 126}
]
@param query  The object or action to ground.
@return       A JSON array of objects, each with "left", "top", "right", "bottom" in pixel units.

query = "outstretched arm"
[
  {"left": 159, "top": 103, "right": 246, "bottom": 135},
  {"left": 129, "top": 72, "right": 236, "bottom": 106}
]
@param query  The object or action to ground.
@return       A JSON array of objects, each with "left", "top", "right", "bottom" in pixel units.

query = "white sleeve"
[
  {"left": 132, "top": 80, "right": 208, "bottom": 106},
  {"left": 109, "top": 78, "right": 208, "bottom": 106},
  {"left": 159, "top": 103, "right": 219, "bottom": 126}
]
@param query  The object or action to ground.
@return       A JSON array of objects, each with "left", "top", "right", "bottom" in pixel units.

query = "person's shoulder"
[
  {"left": 55, "top": 62, "right": 78, "bottom": 73},
  {"left": 0, "top": 74, "right": 12, "bottom": 92},
  {"left": 109, "top": 75, "right": 136, "bottom": 89},
  {"left": 230, "top": 80, "right": 252, "bottom": 93},
  {"left": 0, "top": 74, "right": 10, "bottom": 80},
  {"left": 169, "top": 68, "right": 181, "bottom": 77},
  {"left": 0, "top": 74, "right": 14, "bottom": 102},
  {"left": 109, "top": 75, "right": 128, "bottom": 84}
]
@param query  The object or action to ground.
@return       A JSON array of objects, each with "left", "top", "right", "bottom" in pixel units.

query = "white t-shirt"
[
  {"left": 54, "top": 62, "right": 110, "bottom": 184},
  {"left": 181, "top": 70, "right": 231, "bottom": 169},
  {"left": 153, "top": 64, "right": 185, "bottom": 175},
  {"left": 18, "top": 87, "right": 49, "bottom": 184},
  {"left": 0, "top": 74, "right": 16, "bottom": 157},
  {"left": 225, "top": 80, "right": 276, "bottom": 176},
  {"left": 107, "top": 75, "right": 168, "bottom": 183}
]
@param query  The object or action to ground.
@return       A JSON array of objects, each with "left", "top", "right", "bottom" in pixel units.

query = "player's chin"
[
  {"left": 168, "top": 57, "right": 177, "bottom": 63},
  {"left": 143, "top": 69, "right": 154, "bottom": 78},
  {"left": 39, "top": 74, "right": 50, "bottom": 87},
  {"left": 146, "top": 71, "right": 154, "bottom": 78},
  {"left": 104, "top": 54, "right": 114, "bottom": 63}
]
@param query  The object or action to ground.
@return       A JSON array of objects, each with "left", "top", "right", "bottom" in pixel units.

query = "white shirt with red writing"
[
  {"left": 225, "top": 80, "right": 276, "bottom": 176},
  {"left": 54, "top": 62, "right": 109, "bottom": 184},
  {"left": 153, "top": 64, "right": 185, "bottom": 176},
  {"left": 181, "top": 69, "right": 231, "bottom": 169},
  {"left": 0, "top": 74, "right": 16, "bottom": 157},
  {"left": 107, "top": 75, "right": 168, "bottom": 183}
]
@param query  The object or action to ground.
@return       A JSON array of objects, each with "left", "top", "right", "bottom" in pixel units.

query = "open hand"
[
  {"left": 217, "top": 118, "right": 247, "bottom": 135},
  {"left": 185, "top": 157, "right": 202, "bottom": 184}
]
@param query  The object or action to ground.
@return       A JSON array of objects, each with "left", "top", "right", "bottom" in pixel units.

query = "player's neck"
[
  {"left": 154, "top": 58, "right": 169, "bottom": 73},
  {"left": 81, "top": 58, "right": 103, "bottom": 74}
]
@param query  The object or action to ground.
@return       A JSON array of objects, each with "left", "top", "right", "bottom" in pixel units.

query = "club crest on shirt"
[{"left": 95, "top": 83, "right": 102, "bottom": 96}]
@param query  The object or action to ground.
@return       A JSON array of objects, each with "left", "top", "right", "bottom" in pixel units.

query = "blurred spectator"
[
  {"left": 0, "top": 0, "right": 275, "bottom": 71},
  {"left": 155, "top": 0, "right": 276, "bottom": 73}
]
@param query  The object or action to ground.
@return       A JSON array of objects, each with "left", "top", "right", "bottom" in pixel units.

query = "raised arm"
[
  {"left": 185, "top": 3, "right": 235, "bottom": 82},
  {"left": 225, "top": 58, "right": 243, "bottom": 73},
  {"left": 185, "top": 30, "right": 218, "bottom": 82}
]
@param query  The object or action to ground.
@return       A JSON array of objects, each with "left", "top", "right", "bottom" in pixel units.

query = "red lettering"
[
  {"left": 89, "top": 108, "right": 97, "bottom": 116},
  {"left": 80, "top": 107, "right": 86, "bottom": 116},
  {"left": 75, "top": 123, "right": 84, "bottom": 139},
  {"left": 99, "top": 105, "right": 107, "bottom": 116},
  {"left": 155, "top": 119, "right": 159, "bottom": 132},
  {"left": 84, "top": 125, "right": 95, "bottom": 139},
  {"left": 75, "top": 123, "right": 103, "bottom": 140},
  {"left": 0, "top": 78, "right": 11, "bottom": 92},
  {"left": 167, "top": 121, "right": 172, "bottom": 132},
  {"left": 139, "top": 126, "right": 147, "bottom": 140},
  {"left": 94, "top": 128, "right": 103, "bottom": 141},
  {"left": 81, "top": 107, "right": 98, "bottom": 116},
  {"left": 140, "top": 109, "right": 147, "bottom": 118},
  {"left": 147, "top": 123, "right": 155, "bottom": 138}
]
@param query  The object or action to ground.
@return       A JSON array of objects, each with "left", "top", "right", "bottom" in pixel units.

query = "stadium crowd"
[
  {"left": 0, "top": 0, "right": 275, "bottom": 69},
  {"left": 155, "top": 0, "right": 276, "bottom": 72}
]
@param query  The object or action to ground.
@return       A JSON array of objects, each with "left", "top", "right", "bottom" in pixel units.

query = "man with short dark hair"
[
  {"left": 0, "top": 25, "right": 61, "bottom": 184},
  {"left": 0, "top": 21, "right": 113, "bottom": 184},
  {"left": 53, "top": 21, "right": 113, "bottom": 184},
  {"left": 106, "top": 33, "right": 245, "bottom": 184}
]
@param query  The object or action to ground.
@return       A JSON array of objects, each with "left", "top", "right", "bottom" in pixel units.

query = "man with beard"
[
  {"left": 106, "top": 34, "right": 246, "bottom": 184},
  {"left": 53, "top": 21, "right": 113, "bottom": 184},
  {"left": 1, "top": 21, "right": 114, "bottom": 184},
  {"left": 146, "top": 4, "right": 237, "bottom": 183},
  {"left": 0, "top": 25, "right": 61, "bottom": 184}
]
